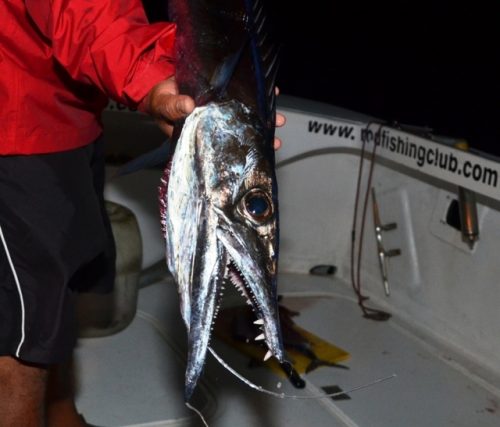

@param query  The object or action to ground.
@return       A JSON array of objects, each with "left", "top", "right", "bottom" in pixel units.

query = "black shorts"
[{"left": 0, "top": 137, "right": 115, "bottom": 365}]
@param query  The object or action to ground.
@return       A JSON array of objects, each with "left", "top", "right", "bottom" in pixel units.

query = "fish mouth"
[
  {"left": 224, "top": 260, "right": 278, "bottom": 362},
  {"left": 215, "top": 219, "right": 284, "bottom": 362},
  {"left": 183, "top": 213, "right": 284, "bottom": 402}
]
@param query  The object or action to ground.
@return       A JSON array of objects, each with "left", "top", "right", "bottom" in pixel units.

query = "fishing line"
[
  {"left": 208, "top": 346, "right": 396, "bottom": 400},
  {"left": 185, "top": 401, "right": 210, "bottom": 427},
  {"left": 186, "top": 345, "right": 396, "bottom": 426}
]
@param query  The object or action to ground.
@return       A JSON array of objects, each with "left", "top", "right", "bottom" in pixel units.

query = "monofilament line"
[
  {"left": 185, "top": 401, "right": 210, "bottom": 427},
  {"left": 186, "top": 347, "right": 396, "bottom": 426},
  {"left": 208, "top": 346, "right": 396, "bottom": 399}
]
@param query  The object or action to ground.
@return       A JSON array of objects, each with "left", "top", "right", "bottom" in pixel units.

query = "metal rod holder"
[{"left": 371, "top": 188, "right": 401, "bottom": 296}]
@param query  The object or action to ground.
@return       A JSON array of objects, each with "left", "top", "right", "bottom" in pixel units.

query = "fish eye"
[{"left": 242, "top": 189, "right": 273, "bottom": 221}]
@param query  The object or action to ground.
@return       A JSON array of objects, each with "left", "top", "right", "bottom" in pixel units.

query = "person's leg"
[
  {"left": 0, "top": 356, "right": 47, "bottom": 427},
  {"left": 0, "top": 357, "right": 88, "bottom": 427},
  {"left": 46, "top": 358, "right": 87, "bottom": 427},
  {"left": 0, "top": 140, "right": 112, "bottom": 427},
  {"left": 47, "top": 139, "right": 114, "bottom": 427}
]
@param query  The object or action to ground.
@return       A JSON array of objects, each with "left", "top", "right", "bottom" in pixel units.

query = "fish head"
[{"left": 164, "top": 100, "right": 284, "bottom": 401}]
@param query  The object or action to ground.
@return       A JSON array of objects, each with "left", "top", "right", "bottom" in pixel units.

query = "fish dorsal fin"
[
  {"left": 169, "top": 0, "right": 279, "bottom": 132},
  {"left": 244, "top": 0, "right": 280, "bottom": 130}
]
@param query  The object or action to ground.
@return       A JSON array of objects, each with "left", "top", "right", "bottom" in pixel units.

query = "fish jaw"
[
  {"left": 216, "top": 213, "right": 284, "bottom": 362},
  {"left": 183, "top": 234, "right": 228, "bottom": 402},
  {"left": 164, "top": 101, "right": 285, "bottom": 401}
]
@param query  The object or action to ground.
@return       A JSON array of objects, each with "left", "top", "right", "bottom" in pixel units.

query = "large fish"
[{"left": 159, "top": 0, "right": 286, "bottom": 401}]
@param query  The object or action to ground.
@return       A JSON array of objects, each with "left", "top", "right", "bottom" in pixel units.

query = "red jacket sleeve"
[{"left": 25, "top": 0, "right": 176, "bottom": 107}]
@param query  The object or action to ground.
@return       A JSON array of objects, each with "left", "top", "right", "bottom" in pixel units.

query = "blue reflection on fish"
[{"left": 159, "top": 0, "right": 286, "bottom": 401}]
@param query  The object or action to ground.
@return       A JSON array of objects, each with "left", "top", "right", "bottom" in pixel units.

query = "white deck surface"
[{"left": 75, "top": 273, "right": 500, "bottom": 426}]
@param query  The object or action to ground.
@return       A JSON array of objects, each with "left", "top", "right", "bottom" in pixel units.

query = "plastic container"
[{"left": 77, "top": 201, "right": 143, "bottom": 337}]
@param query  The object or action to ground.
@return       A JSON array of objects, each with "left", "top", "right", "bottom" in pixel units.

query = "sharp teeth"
[
  {"left": 254, "top": 319, "right": 264, "bottom": 325},
  {"left": 255, "top": 333, "right": 265, "bottom": 341},
  {"left": 264, "top": 350, "right": 272, "bottom": 361}
]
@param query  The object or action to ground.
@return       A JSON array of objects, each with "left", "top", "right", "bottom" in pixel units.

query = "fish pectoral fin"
[{"left": 114, "top": 140, "right": 171, "bottom": 176}]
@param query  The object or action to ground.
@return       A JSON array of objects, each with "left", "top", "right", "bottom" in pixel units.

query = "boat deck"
[{"left": 75, "top": 273, "right": 500, "bottom": 426}]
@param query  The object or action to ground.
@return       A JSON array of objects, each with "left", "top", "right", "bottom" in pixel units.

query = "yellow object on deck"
[{"left": 214, "top": 305, "right": 350, "bottom": 379}]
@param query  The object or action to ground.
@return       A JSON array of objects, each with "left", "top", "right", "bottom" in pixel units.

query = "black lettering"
[
  {"left": 389, "top": 136, "right": 397, "bottom": 151},
  {"left": 337, "top": 126, "right": 354, "bottom": 139},
  {"left": 439, "top": 153, "right": 448, "bottom": 169},
  {"left": 322, "top": 123, "right": 337, "bottom": 136},
  {"left": 379, "top": 130, "right": 389, "bottom": 148},
  {"left": 448, "top": 153, "right": 458, "bottom": 173},
  {"left": 426, "top": 148, "right": 435, "bottom": 165},
  {"left": 308, "top": 121, "right": 323, "bottom": 133},
  {"left": 409, "top": 143, "right": 417, "bottom": 159},
  {"left": 463, "top": 161, "right": 472, "bottom": 177},
  {"left": 473, "top": 164, "right": 482, "bottom": 181},
  {"left": 416, "top": 146, "right": 425, "bottom": 167},
  {"left": 362, "top": 129, "right": 374, "bottom": 142},
  {"left": 483, "top": 168, "right": 498, "bottom": 187},
  {"left": 397, "top": 137, "right": 405, "bottom": 154}
]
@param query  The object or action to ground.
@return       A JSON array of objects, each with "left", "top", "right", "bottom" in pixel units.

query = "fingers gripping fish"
[{"left": 159, "top": 0, "right": 287, "bottom": 401}]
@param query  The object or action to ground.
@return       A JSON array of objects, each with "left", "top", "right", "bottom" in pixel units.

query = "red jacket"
[{"left": 0, "top": 1, "right": 176, "bottom": 154}]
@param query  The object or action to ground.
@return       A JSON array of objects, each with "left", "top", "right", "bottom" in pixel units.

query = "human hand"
[
  {"left": 144, "top": 77, "right": 285, "bottom": 150},
  {"left": 274, "top": 111, "right": 285, "bottom": 150},
  {"left": 143, "top": 76, "right": 195, "bottom": 137},
  {"left": 274, "top": 87, "right": 285, "bottom": 150}
]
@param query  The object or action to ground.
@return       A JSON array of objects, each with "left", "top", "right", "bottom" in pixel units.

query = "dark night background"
[{"left": 143, "top": 1, "right": 499, "bottom": 156}]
